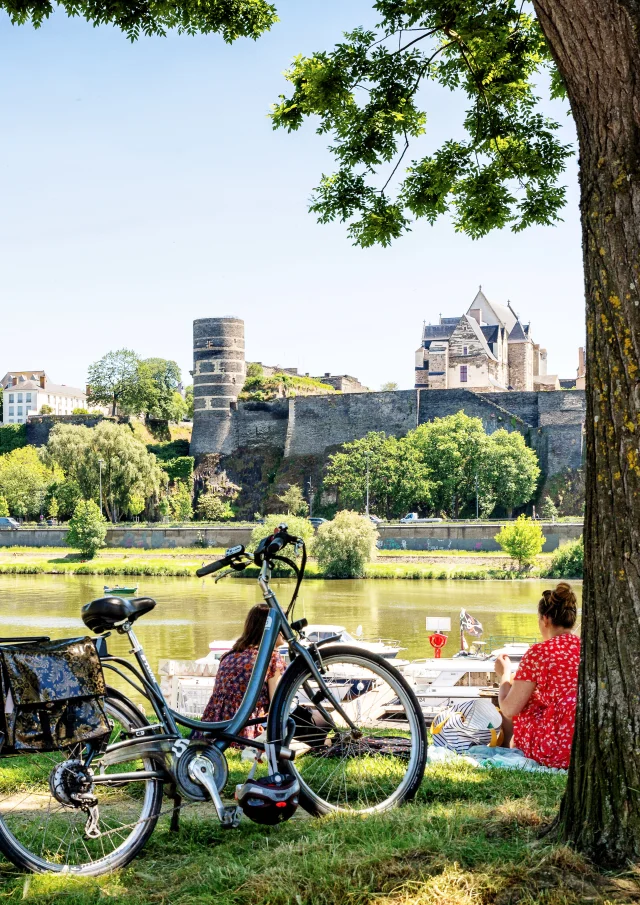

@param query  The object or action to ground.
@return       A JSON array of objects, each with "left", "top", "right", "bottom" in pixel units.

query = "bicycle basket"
[{"left": 0, "top": 637, "right": 110, "bottom": 755}]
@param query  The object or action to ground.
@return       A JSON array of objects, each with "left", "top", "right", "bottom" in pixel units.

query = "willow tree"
[{"left": 271, "top": 1, "right": 640, "bottom": 864}]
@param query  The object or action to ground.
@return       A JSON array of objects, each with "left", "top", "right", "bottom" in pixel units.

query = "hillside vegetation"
[{"left": 239, "top": 364, "right": 337, "bottom": 402}]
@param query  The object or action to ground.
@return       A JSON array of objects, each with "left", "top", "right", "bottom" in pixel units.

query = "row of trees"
[
  {"left": 87, "top": 350, "right": 193, "bottom": 421},
  {"left": 324, "top": 413, "right": 540, "bottom": 519},
  {"left": 0, "top": 423, "right": 238, "bottom": 523}
]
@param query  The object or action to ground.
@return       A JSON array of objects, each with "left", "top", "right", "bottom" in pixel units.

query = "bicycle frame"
[{"left": 95, "top": 559, "right": 358, "bottom": 762}]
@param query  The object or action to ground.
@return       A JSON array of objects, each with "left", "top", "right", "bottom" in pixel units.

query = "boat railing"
[
  {"left": 483, "top": 635, "right": 538, "bottom": 649},
  {"left": 357, "top": 636, "right": 404, "bottom": 648}
]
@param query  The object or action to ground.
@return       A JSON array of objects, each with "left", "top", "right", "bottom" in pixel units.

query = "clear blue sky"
[{"left": 0, "top": 1, "right": 584, "bottom": 391}]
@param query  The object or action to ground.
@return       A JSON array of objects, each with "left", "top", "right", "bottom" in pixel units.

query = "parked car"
[
  {"left": 308, "top": 517, "right": 327, "bottom": 529},
  {"left": 399, "top": 513, "right": 443, "bottom": 524},
  {"left": 0, "top": 517, "right": 20, "bottom": 530},
  {"left": 369, "top": 514, "right": 383, "bottom": 524}
]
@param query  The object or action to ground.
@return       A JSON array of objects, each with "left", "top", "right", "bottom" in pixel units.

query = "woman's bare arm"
[
  {"left": 267, "top": 669, "right": 283, "bottom": 701},
  {"left": 499, "top": 679, "right": 536, "bottom": 719},
  {"left": 494, "top": 653, "right": 536, "bottom": 719}
]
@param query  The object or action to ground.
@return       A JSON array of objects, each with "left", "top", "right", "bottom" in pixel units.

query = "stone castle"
[
  {"left": 415, "top": 289, "right": 562, "bottom": 392},
  {"left": 190, "top": 316, "right": 585, "bottom": 512}
]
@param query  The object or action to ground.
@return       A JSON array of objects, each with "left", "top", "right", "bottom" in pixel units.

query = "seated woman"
[
  {"left": 200, "top": 604, "right": 285, "bottom": 740},
  {"left": 494, "top": 582, "right": 580, "bottom": 769}
]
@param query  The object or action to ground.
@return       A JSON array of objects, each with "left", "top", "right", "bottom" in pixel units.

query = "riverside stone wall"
[
  {"left": 0, "top": 522, "right": 582, "bottom": 551},
  {"left": 207, "top": 388, "right": 585, "bottom": 482}
]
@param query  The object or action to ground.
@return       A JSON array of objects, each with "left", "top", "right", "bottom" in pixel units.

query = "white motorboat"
[{"left": 300, "top": 624, "right": 406, "bottom": 659}]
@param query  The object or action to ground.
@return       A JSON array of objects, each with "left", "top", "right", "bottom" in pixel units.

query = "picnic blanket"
[{"left": 427, "top": 743, "right": 566, "bottom": 774}]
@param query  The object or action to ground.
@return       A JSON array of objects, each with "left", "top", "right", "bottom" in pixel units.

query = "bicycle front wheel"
[
  {"left": 0, "top": 688, "right": 163, "bottom": 875},
  {"left": 268, "top": 645, "right": 426, "bottom": 815}
]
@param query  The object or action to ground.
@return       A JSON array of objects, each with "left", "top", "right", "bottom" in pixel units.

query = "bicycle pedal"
[{"left": 221, "top": 806, "right": 243, "bottom": 829}]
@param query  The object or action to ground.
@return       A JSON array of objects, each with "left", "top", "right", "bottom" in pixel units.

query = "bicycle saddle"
[{"left": 81, "top": 596, "right": 156, "bottom": 634}]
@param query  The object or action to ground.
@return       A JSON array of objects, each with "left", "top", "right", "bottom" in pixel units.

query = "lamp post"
[
  {"left": 365, "top": 450, "right": 371, "bottom": 518},
  {"left": 98, "top": 459, "right": 105, "bottom": 516},
  {"left": 307, "top": 478, "right": 313, "bottom": 519}
]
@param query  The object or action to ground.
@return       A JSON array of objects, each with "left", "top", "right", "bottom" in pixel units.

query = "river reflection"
[{"left": 0, "top": 575, "right": 582, "bottom": 668}]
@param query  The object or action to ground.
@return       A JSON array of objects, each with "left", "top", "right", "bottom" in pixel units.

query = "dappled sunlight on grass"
[{"left": 0, "top": 761, "right": 636, "bottom": 905}]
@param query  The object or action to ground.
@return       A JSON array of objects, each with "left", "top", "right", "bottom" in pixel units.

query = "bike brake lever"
[{"left": 214, "top": 568, "right": 235, "bottom": 583}]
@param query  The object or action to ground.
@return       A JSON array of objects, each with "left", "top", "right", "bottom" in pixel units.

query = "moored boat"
[{"left": 104, "top": 585, "right": 138, "bottom": 596}]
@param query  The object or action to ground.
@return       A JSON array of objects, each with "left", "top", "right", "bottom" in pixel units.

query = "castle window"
[
  {"left": 463, "top": 346, "right": 468, "bottom": 356},
  {"left": 460, "top": 365, "right": 468, "bottom": 383}
]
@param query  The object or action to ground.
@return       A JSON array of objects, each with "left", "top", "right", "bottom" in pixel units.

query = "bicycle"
[{"left": 0, "top": 525, "right": 427, "bottom": 875}]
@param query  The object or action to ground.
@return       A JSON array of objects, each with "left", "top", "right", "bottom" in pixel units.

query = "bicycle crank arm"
[{"left": 188, "top": 756, "right": 242, "bottom": 828}]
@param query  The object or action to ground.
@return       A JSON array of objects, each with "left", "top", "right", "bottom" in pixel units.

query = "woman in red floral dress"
[
  {"left": 494, "top": 582, "right": 580, "bottom": 769},
  {"left": 200, "top": 604, "right": 286, "bottom": 740}
]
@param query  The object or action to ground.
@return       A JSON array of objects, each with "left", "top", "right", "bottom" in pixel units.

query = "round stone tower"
[{"left": 190, "top": 317, "right": 245, "bottom": 457}]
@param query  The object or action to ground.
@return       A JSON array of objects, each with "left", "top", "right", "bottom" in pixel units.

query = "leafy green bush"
[
  {"left": 541, "top": 496, "right": 559, "bottom": 520},
  {"left": 544, "top": 537, "right": 584, "bottom": 578},
  {"left": 251, "top": 515, "right": 315, "bottom": 565},
  {"left": 495, "top": 516, "right": 546, "bottom": 569},
  {"left": 163, "top": 456, "right": 195, "bottom": 482},
  {"left": 66, "top": 500, "right": 107, "bottom": 558},
  {"left": 146, "top": 439, "right": 191, "bottom": 462},
  {"left": 314, "top": 510, "right": 378, "bottom": 578},
  {"left": 0, "top": 424, "right": 27, "bottom": 454},
  {"left": 196, "top": 493, "right": 234, "bottom": 521},
  {"left": 169, "top": 480, "right": 193, "bottom": 521},
  {"left": 277, "top": 484, "right": 309, "bottom": 517},
  {"left": 0, "top": 496, "right": 8, "bottom": 517}
]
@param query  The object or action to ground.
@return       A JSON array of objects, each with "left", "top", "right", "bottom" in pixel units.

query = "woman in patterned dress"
[
  {"left": 494, "top": 582, "right": 580, "bottom": 769},
  {"left": 200, "top": 604, "right": 286, "bottom": 740}
]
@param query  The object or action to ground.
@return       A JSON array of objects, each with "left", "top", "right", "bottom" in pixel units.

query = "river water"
[{"left": 0, "top": 575, "right": 582, "bottom": 666}]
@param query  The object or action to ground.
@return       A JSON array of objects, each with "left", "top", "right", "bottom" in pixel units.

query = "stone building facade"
[
  {"left": 190, "top": 317, "right": 585, "bottom": 498},
  {"left": 415, "top": 289, "right": 560, "bottom": 392},
  {"left": 1, "top": 371, "right": 87, "bottom": 424}
]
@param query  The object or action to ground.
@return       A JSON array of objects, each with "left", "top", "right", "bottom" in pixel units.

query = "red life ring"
[{"left": 429, "top": 632, "right": 448, "bottom": 659}]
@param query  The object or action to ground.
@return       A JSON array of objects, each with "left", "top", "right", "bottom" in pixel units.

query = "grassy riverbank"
[
  {"left": 0, "top": 549, "right": 557, "bottom": 580},
  {"left": 0, "top": 761, "right": 634, "bottom": 904}
]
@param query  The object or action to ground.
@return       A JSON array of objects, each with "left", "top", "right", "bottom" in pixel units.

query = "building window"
[
  {"left": 26, "top": 393, "right": 32, "bottom": 403},
  {"left": 8, "top": 408, "right": 14, "bottom": 416},
  {"left": 463, "top": 346, "right": 468, "bottom": 356},
  {"left": 17, "top": 407, "right": 23, "bottom": 416},
  {"left": 17, "top": 393, "right": 23, "bottom": 403},
  {"left": 460, "top": 365, "right": 468, "bottom": 383},
  {"left": 8, "top": 394, "right": 14, "bottom": 403},
  {"left": 424, "top": 359, "right": 429, "bottom": 370}
]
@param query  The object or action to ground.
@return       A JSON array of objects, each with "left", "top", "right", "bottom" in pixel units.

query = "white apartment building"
[{"left": 1, "top": 371, "right": 87, "bottom": 424}]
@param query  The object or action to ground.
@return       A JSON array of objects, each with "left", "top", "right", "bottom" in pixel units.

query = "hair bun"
[{"left": 552, "top": 582, "right": 573, "bottom": 603}]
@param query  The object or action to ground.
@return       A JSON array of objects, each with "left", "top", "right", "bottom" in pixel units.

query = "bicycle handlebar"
[
  {"left": 196, "top": 543, "right": 247, "bottom": 578},
  {"left": 195, "top": 558, "right": 231, "bottom": 578},
  {"left": 196, "top": 527, "right": 304, "bottom": 578}
]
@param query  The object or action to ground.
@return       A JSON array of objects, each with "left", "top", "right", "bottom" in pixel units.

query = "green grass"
[
  {"left": 0, "top": 558, "right": 552, "bottom": 580},
  {"left": 0, "top": 760, "right": 634, "bottom": 904},
  {"left": 377, "top": 548, "right": 553, "bottom": 559}
]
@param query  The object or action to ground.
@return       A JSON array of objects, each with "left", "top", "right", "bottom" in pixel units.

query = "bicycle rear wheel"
[
  {"left": 268, "top": 645, "right": 426, "bottom": 815},
  {"left": 0, "top": 688, "right": 163, "bottom": 875}
]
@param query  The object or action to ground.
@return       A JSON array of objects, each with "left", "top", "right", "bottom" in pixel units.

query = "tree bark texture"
[{"left": 533, "top": 0, "right": 640, "bottom": 864}]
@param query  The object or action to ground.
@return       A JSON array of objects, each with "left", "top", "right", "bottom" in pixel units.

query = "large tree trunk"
[{"left": 533, "top": 0, "right": 640, "bottom": 865}]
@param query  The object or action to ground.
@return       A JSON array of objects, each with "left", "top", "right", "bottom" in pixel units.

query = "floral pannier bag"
[{"left": 0, "top": 637, "right": 111, "bottom": 754}]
